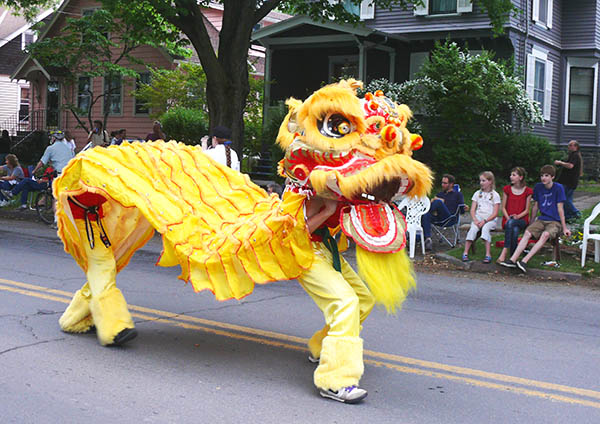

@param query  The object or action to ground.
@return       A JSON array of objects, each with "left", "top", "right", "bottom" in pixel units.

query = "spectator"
[
  {"left": 496, "top": 167, "right": 533, "bottom": 263},
  {"left": 0, "top": 129, "right": 11, "bottom": 165},
  {"left": 111, "top": 129, "right": 127, "bottom": 146},
  {"left": 554, "top": 140, "right": 583, "bottom": 221},
  {"left": 500, "top": 165, "right": 570, "bottom": 273},
  {"left": 0, "top": 154, "right": 24, "bottom": 206},
  {"left": 110, "top": 130, "right": 119, "bottom": 145},
  {"left": 266, "top": 182, "right": 283, "bottom": 198},
  {"left": 64, "top": 130, "right": 76, "bottom": 154},
  {"left": 5, "top": 130, "right": 74, "bottom": 212},
  {"left": 87, "top": 120, "right": 110, "bottom": 147},
  {"left": 146, "top": 121, "right": 165, "bottom": 141},
  {"left": 202, "top": 126, "right": 240, "bottom": 171},
  {"left": 462, "top": 171, "right": 501, "bottom": 264},
  {"left": 421, "top": 174, "right": 468, "bottom": 251}
]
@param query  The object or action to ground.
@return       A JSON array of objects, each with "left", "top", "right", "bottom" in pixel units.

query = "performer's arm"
[{"left": 305, "top": 196, "right": 338, "bottom": 233}]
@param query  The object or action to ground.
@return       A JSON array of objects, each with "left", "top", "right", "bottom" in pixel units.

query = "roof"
[{"left": 0, "top": 6, "right": 55, "bottom": 48}]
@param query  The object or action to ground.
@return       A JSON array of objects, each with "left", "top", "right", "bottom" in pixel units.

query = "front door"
[{"left": 46, "top": 81, "right": 60, "bottom": 129}]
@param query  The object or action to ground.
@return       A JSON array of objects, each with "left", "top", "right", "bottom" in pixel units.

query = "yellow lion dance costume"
[{"left": 55, "top": 79, "right": 432, "bottom": 403}]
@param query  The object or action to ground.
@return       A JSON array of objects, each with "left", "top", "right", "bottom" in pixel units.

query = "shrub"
[
  {"left": 496, "top": 133, "right": 562, "bottom": 183},
  {"left": 159, "top": 107, "right": 208, "bottom": 145}
]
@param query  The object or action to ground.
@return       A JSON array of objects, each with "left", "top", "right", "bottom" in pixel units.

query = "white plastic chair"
[
  {"left": 581, "top": 202, "right": 600, "bottom": 267},
  {"left": 398, "top": 196, "right": 431, "bottom": 259}
]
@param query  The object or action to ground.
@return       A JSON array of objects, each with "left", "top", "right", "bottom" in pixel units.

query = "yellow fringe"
[{"left": 356, "top": 247, "right": 416, "bottom": 314}]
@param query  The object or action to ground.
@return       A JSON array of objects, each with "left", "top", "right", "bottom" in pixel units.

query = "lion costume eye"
[{"left": 319, "top": 113, "right": 353, "bottom": 138}]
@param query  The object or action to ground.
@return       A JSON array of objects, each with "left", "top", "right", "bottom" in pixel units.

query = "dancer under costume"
[{"left": 54, "top": 80, "right": 432, "bottom": 403}]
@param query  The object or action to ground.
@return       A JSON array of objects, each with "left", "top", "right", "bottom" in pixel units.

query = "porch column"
[{"left": 389, "top": 51, "right": 396, "bottom": 83}]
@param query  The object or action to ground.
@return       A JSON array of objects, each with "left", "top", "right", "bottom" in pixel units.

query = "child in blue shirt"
[{"left": 500, "top": 165, "right": 570, "bottom": 273}]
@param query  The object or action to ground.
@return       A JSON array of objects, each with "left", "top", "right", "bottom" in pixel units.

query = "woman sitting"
[
  {"left": 497, "top": 167, "right": 533, "bottom": 263},
  {"left": 0, "top": 154, "right": 24, "bottom": 206}
]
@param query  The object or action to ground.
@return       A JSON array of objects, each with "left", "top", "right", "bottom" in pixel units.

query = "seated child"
[
  {"left": 462, "top": 171, "right": 501, "bottom": 263},
  {"left": 500, "top": 165, "right": 570, "bottom": 273},
  {"left": 497, "top": 167, "right": 533, "bottom": 263}
]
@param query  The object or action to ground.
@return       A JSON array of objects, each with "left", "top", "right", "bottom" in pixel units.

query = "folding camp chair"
[{"left": 430, "top": 184, "right": 465, "bottom": 248}]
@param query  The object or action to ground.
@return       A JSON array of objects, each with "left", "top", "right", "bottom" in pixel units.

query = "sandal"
[
  {"left": 461, "top": 254, "right": 469, "bottom": 262},
  {"left": 483, "top": 256, "right": 492, "bottom": 264}
]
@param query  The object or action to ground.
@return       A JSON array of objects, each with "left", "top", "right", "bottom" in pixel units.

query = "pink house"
[{"left": 12, "top": 0, "right": 288, "bottom": 150}]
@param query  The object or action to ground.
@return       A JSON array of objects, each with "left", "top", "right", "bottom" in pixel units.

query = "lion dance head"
[{"left": 276, "top": 79, "right": 433, "bottom": 313}]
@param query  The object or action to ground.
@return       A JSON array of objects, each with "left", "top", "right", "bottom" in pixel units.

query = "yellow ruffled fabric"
[{"left": 54, "top": 140, "right": 313, "bottom": 301}]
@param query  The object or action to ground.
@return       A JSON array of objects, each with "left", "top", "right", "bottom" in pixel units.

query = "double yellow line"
[{"left": 2, "top": 277, "right": 600, "bottom": 409}]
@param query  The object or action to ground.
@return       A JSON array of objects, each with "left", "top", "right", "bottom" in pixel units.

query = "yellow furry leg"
[
  {"left": 59, "top": 282, "right": 94, "bottom": 333},
  {"left": 308, "top": 325, "right": 330, "bottom": 360},
  {"left": 314, "top": 336, "right": 363, "bottom": 391},
  {"left": 89, "top": 285, "right": 135, "bottom": 346}
]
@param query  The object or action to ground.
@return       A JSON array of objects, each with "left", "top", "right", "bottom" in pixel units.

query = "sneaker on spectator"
[
  {"left": 18, "top": 204, "right": 27, "bottom": 210},
  {"left": 0, "top": 200, "right": 7, "bottom": 207},
  {"left": 424, "top": 237, "right": 433, "bottom": 251},
  {"left": 516, "top": 260, "right": 527, "bottom": 273},
  {"left": 500, "top": 260, "right": 517, "bottom": 268},
  {"left": 1, "top": 189, "right": 13, "bottom": 199},
  {"left": 319, "top": 385, "right": 367, "bottom": 403}
]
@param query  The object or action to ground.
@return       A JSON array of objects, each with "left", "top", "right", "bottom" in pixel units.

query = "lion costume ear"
[{"left": 276, "top": 98, "right": 303, "bottom": 150}]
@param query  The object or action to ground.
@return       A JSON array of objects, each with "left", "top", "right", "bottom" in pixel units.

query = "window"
[
  {"left": 21, "top": 30, "right": 36, "bottom": 51},
  {"left": 565, "top": 58, "right": 598, "bottom": 125},
  {"left": 19, "top": 86, "right": 30, "bottom": 123},
  {"left": 82, "top": 8, "right": 109, "bottom": 39},
  {"left": 526, "top": 47, "right": 553, "bottom": 121},
  {"left": 329, "top": 55, "right": 359, "bottom": 82},
  {"left": 135, "top": 72, "right": 151, "bottom": 115},
  {"left": 410, "top": 52, "right": 429, "bottom": 80},
  {"left": 77, "top": 76, "right": 92, "bottom": 114},
  {"left": 103, "top": 74, "right": 122, "bottom": 115},
  {"left": 533, "top": 0, "right": 553, "bottom": 28},
  {"left": 414, "top": 0, "right": 472, "bottom": 16}
]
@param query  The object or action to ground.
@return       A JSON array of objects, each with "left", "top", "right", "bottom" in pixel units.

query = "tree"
[
  {"left": 25, "top": 6, "right": 186, "bottom": 132},
  {"left": 6, "top": 0, "right": 516, "bottom": 153}
]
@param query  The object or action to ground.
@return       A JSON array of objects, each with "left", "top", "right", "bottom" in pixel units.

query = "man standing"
[
  {"left": 555, "top": 140, "right": 582, "bottom": 221},
  {"left": 421, "top": 174, "right": 468, "bottom": 250}
]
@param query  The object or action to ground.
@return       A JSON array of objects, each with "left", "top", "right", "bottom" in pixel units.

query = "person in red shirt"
[{"left": 497, "top": 167, "right": 533, "bottom": 263}]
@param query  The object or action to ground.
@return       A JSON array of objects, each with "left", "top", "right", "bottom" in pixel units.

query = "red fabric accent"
[
  {"left": 502, "top": 185, "right": 533, "bottom": 228},
  {"left": 68, "top": 192, "right": 107, "bottom": 219}
]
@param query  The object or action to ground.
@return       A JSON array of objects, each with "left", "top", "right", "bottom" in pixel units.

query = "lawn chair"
[
  {"left": 430, "top": 184, "right": 464, "bottom": 248},
  {"left": 581, "top": 201, "right": 600, "bottom": 267},
  {"left": 398, "top": 196, "right": 430, "bottom": 259}
]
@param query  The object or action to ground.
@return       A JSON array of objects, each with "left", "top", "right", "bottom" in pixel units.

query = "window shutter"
[
  {"left": 414, "top": 0, "right": 429, "bottom": 16},
  {"left": 544, "top": 60, "right": 553, "bottom": 121},
  {"left": 526, "top": 54, "right": 535, "bottom": 100},
  {"left": 547, "top": 0, "right": 553, "bottom": 28},
  {"left": 532, "top": 0, "right": 539, "bottom": 23},
  {"left": 360, "top": 0, "right": 375, "bottom": 19},
  {"left": 457, "top": 0, "right": 473, "bottom": 13}
]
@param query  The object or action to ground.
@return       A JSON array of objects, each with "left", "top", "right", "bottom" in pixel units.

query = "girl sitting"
[
  {"left": 462, "top": 171, "right": 501, "bottom": 263},
  {"left": 497, "top": 167, "right": 533, "bottom": 263}
]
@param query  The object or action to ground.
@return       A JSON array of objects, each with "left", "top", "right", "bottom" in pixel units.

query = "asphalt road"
[{"left": 1, "top": 219, "right": 600, "bottom": 423}]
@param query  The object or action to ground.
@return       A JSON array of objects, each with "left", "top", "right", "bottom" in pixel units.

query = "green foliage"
[
  {"left": 132, "top": 63, "right": 207, "bottom": 119},
  {"left": 473, "top": 0, "right": 519, "bottom": 36},
  {"left": 242, "top": 75, "right": 265, "bottom": 161},
  {"left": 496, "top": 133, "right": 562, "bottom": 183},
  {"left": 259, "top": 103, "right": 289, "bottom": 180},
  {"left": 159, "top": 107, "right": 208, "bottom": 145}
]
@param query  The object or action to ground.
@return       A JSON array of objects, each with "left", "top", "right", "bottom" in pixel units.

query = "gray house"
[{"left": 253, "top": 0, "right": 600, "bottom": 175}]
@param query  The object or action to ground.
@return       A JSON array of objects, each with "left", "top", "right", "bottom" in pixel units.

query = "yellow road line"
[{"left": 2, "top": 279, "right": 600, "bottom": 408}]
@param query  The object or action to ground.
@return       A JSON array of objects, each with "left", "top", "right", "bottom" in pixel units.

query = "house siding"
[
  {"left": 0, "top": 76, "right": 19, "bottom": 126},
  {"left": 0, "top": 37, "right": 27, "bottom": 76},
  {"left": 563, "top": 0, "right": 597, "bottom": 50},
  {"left": 370, "top": 2, "right": 493, "bottom": 36}
]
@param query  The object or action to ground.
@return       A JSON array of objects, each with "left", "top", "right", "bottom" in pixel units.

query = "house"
[
  {"left": 253, "top": 1, "right": 600, "bottom": 175},
  {"left": 11, "top": 0, "right": 288, "bottom": 151},
  {"left": 0, "top": 6, "right": 53, "bottom": 136}
]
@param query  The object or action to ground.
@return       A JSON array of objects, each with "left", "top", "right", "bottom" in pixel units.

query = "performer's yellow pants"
[
  {"left": 298, "top": 242, "right": 375, "bottom": 391},
  {"left": 59, "top": 220, "right": 134, "bottom": 345}
]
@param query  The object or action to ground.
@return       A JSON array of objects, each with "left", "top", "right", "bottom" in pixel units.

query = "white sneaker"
[
  {"left": 319, "top": 385, "right": 368, "bottom": 403},
  {"left": 0, "top": 200, "right": 8, "bottom": 207},
  {"left": 1, "top": 189, "right": 12, "bottom": 199},
  {"left": 308, "top": 354, "right": 319, "bottom": 363}
]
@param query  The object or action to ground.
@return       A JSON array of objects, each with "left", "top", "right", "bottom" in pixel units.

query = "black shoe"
[
  {"left": 109, "top": 328, "right": 138, "bottom": 346},
  {"left": 500, "top": 260, "right": 517, "bottom": 268},
  {"left": 516, "top": 260, "right": 527, "bottom": 273}
]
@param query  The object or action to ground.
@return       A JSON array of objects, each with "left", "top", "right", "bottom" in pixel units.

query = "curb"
[{"left": 434, "top": 252, "right": 585, "bottom": 282}]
